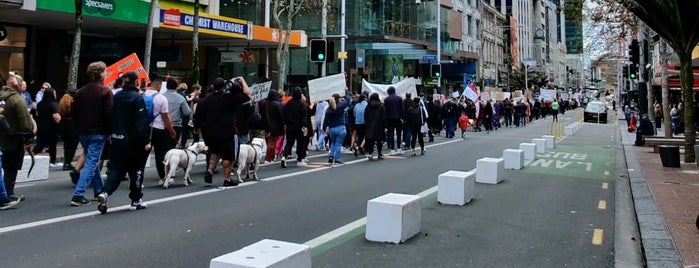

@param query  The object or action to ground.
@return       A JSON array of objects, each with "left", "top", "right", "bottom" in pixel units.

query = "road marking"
[
  {"left": 628, "top": 168, "right": 634, "bottom": 172},
  {"left": 0, "top": 139, "right": 462, "bottom": 235},
  {"left": 598, "top": 200, "right": 607, "bottom": 210},
  {"left": 15, "top": 183, "right": 35, "bottom": 188},
  {"left": 592, "top": 229, "right": 604, "bottom": 245},
  {"left": 604, "top": 170, "right": 609, "bottom": 176},
  {"left": 602, "top": 183, "right": 608, "bottom": 189}
]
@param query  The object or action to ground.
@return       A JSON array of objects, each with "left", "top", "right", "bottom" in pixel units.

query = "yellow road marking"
[
  {"left": 602, "top": 183, "right": 608, "bottom": 189},
  {"left": 598, "top": 200, "right": 607, "bottom": 210},
  {"left": 628, "top": 168, "right": 634, "bottom": 172},
  {"left": 592, "top": 229, "right": 604, "bottom": 245},
  {"left": 604, "top": 170, "right": 609, "bottom": 176}
]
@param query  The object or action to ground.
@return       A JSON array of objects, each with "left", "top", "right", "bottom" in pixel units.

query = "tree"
[
  {"left": 192, "top": 0, "right": 200, "bottom": 84},
  {"left": 272, "top": 0, "right": 309, "bottom": 91},
  {"left": 143, "top": 0, "right": 158, "bottom": 74},
  {"left": 621, "top": 0, "right": 699, "bottom": 162},
  {"left": 508, "top": 64, "right": 549, "bottom": 92},
  {"left": 67, "top": 0, "right": 83, "bottom": 90}
]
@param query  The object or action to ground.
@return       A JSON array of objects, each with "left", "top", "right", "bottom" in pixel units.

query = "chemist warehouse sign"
[{"left": 159, "top": 5, "right": 249, "bottom": 39}]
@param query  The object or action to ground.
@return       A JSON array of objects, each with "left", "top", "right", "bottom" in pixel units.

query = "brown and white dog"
[
  {"left": 233, "top": 138, "right": 264, "bottom": 183},
  {"left": 162, "top": 142, "right": 208, "bottom": 189}
]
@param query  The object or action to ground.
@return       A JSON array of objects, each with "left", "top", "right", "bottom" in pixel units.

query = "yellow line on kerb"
[
  {"left": 592, "top": 229, "right": 604, "bottom": 245},
  {"left": 602, "top": 183, "right": 608, "bottom": 189},
  {"left": 598, "top": 200, "right": 607, "bottom": 210}
]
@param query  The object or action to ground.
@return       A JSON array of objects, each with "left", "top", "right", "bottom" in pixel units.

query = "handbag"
[{"left": 419, "top": 104, "right": 429, "bottom": 134}]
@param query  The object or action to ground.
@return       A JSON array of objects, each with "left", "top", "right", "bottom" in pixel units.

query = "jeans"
[
  {"left": 329, "top": 125, "right": 347, "bottom": 161},
  {"left": 386, "top": 119, "right": 402, "bottom": 150},
  {"left": 73, "top": 135, "right": 105, "bottom": 198},
  {"left": 444, "top": 117, "right": 456, "bottom": 137},
  {"left": 0, "top": 152, "right": 7, "bottom": 200},
  {"left": 672, "top": 118, "right": 680, "bottom": 134},
  {"left": 504, "top": 113, "right": 512, "bottom": 127},
  {"left": 315, "top": 126, "right": 327, "bottom": 150}
]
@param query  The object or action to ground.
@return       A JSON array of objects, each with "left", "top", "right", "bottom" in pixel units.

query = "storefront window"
[
  {"left": 220, "top": 0, "right": 263, "bottom": 25},
  {"left": 0, "top": 26, "right": 26, "bottom": 79}
]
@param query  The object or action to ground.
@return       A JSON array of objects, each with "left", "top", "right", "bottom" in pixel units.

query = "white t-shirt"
[{"left": 144, "top": 89, "right": 169, "bottom": 130}]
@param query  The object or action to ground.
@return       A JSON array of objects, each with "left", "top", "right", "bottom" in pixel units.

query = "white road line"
[
  {"left": 0, "top": 139, "right": 462, "bottom": 235},
  {"left": 15, "top": 183, "right": 35, "bottom": 188}
]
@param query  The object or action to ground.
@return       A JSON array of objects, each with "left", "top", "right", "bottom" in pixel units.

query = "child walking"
[{"left": 458, "top": 111, "right": 470, "bottom": 139}]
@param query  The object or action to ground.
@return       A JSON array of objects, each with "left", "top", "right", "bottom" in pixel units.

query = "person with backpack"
[{"left": 143, "top": 73, "right": 177, "bottom": 186}]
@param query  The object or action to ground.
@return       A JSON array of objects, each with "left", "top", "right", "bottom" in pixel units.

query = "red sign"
[
  {"left": 103, "top": 53, "right": 149, "bottom": 89},
  {"left": 163, "top": 9, "right": 181, "bottom": 27}
]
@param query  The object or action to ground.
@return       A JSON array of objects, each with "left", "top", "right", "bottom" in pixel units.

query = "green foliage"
[{"left": 508, "top": 64, "right": 549, "bottom": 92}]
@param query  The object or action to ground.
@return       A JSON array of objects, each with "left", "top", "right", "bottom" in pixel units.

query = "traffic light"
[
  {"left": 628, "top": 40, "right": 639, "bottom": 65},
  {"left": 430, "top": 63, "right": 441, "bottom": 78},
  {"left": 629, "top": 64, "right": 638, "bottom": 80},
  {"left": 309, "top": 39, "right": 327, "bottom": 62}
]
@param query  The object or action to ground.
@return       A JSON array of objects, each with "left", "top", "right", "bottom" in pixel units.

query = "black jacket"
[
  {"left": 283, "top": 98, "right": 309, "bottom": 132},
  {"left": 364, "top": 99, "right": 386, "bottom": 140},
  {"left": 198, "top": 91, "right": 251, "bottom": 138},
  {"left": 259, "top": 90, "right": 284, "bottom": 136},
  {"left": 111, "top": 85, "right": 150, "bottom": 145}
]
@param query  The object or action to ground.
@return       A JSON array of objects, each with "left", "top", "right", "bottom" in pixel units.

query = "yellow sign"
[{"left": 338, "top": 51, "right": 348, "bottom": 60}]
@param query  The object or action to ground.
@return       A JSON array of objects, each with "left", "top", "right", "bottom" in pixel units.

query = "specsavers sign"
[
  {"left": 37, "top": 0, "right": 150, "bottom": 24},
  {"left": 159, "top": 3, "right": 249, "bottom": 39}
]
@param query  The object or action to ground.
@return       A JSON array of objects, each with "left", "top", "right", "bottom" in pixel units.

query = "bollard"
[
  {"left": 438, "top": 170, "right": 475, "bottom": 205},
  {"left": 210, "top": 239, "right": 311, "bottom": 268},
  {"left": 366, "top": 193, "right": 421, "bottom": 244}
]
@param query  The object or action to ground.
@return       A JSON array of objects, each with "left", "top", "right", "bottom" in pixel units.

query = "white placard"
[
  {"left": 451, "top": 91, "right": 460, "bottom": 98},
  {"left": 361, "top": 78, "right": 418, "bottom": 100},
  {"left": 503, "top": 92, "right": 511, "bottom": 100},
  {"left": 540, "top": 89, "right": 557, "bottom": 101},
  {"left": 307, "top": 74, "right": 346, "bottom": 102},
  {"left": 249, "top": 81, "right": 272, "bottom": 101}
]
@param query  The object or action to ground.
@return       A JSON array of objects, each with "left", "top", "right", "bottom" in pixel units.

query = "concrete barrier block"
[
  {"left": 476, "top": 157, "right": 504, "bottom": 184},
  {"left": 209, "top": 239, "right": 311, "bottom": 268},
  {"left": 532, "top": 138, "right": 547, "bottom": 154},
  {"left": 438, "top": 170, "right": 475, "bottom": 205},
  {"left": 565, "top": 126, "right": 575, "bottom": 136},
  {"left": 366, "top": 193, "right": 421, "bottom": 244},
  {"left": 16, "top": 155, "right": 50, "bottom": 183},
  {"left": 503, "top": 149, "right": 524, "bottom": 170},
  {"left": 542, "top": 135, "right": 555, "bottom": 149},
  {"left": 519, "top": 143, "right": 537, "bottom": 160}
]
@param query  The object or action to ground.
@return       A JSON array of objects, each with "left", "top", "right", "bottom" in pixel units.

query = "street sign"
[
  {"left": 423, "top": 55, "right": 437, "bottom": 61},
  {"left": 0, "top": 25, "right": 7, "bottom": 42},
  {"left": 356, "top": 48, "right": 365, "bottom": 69},
  {"left": 338, "top": 51, "right": 348, "bottom": 60},
  {"left": 156, "top": 61, "right": 167, "bottom": 68}
]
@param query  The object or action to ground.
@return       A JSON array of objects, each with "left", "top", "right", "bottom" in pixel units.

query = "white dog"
[
  {"left": 233, "top": 138, "right": 264, "bottom": 183},
  {"left": 161, "top": 142, "right": 208, "bottom": 189}
]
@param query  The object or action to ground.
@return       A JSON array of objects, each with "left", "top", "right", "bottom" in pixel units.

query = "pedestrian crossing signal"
[{"left": 430, "top": 63, "right": 441, "bottom": 78}]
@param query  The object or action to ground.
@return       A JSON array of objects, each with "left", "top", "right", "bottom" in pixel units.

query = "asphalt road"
[{"left": 0, "top": 110, "right": 617, "bottom": 267}]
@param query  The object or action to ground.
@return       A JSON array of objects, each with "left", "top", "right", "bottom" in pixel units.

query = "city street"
[{"left": 0, "top": 110, "right": 619, "bottom": 267}]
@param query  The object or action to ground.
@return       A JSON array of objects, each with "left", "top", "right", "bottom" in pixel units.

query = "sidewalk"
[{"left": 619, "top": 112, "right": 699, "bottom": 267}]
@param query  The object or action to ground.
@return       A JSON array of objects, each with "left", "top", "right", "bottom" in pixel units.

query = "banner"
[
  {"left": 361, "top": 78, "right": 418, "bottom": 100},
  {"left": 540, "top": 89, "right": 557, "bottom": 101},
  {"left": 480, "top": 92, "right": 491, "bottom": 101},
  {"left": 503, "top": 92, "right": 511, "bottom": 100},
  {"left": 560, "top": 92, "right": 570, "bottom": 100},
  {"left": 249, "top": 81, "right": 272, "bottom": 101},
  {"left": 308, "top": 73, "right": 346, "bottom": 102},
  {"left": 103, "top": 53, "right": 149, "bottom": 89},
  {"left": 494, "top": 92, "right": 505, "bottom": 101},
  {"left": 462, "top": 81, "right": 479, "bottom": 102}
]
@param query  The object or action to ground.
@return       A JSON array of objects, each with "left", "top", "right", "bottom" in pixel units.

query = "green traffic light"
[
  {"left": 318, "top": 54, "right": 324, "bottom": 60},
  {"left": 435, "top": 72, "right": 440, "bottom": 77},
  {"left": 630, "top": 74, "right": 636, "bottom": 79}
]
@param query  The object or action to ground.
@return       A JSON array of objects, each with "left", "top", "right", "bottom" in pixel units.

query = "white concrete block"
[
  {"left": 532, "top": 138, "right": 547, "bottom": 154},
  {"left": 542, "top": 135, "right": 555, "bottom": 149},
  {"left": 438, "top": 170, "right": 475, "bottom": 205},
  {"left": 16, "top": 155, "right": 50, "bottom": 183},
  {"left": 565, "top": 126, "right": 575, "bottom": 136},
  {"left": 210, "top": 239, "right": 311, "bottom": 268},
  {"left": 503, "top": 149, "right": 524, "bottom": 170},
  {"left": 519, "top": 143, "right": 537, "bottom": 160},
  {"left": 366, "top": 193, "right": 422, "bottom": 244},
  {"left": 476, "top": 157, "right": 504, "bottom": 184}
]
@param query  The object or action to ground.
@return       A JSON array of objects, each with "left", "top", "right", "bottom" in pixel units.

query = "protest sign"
[
  {"left": 103, "top": 53, "right": 149, "bottom": 88},
  {"left": 540, "top": 89, "right": 557, "bottom": 101},
  {"left": 308, "top": 73, "right": 346, "bottom": 102},
  {"left": 249, "top": 81, "right": 272, "bottom": 100},
  {"left": 361, "top": 78, "right": 418, "bottom": 100},
  {"left": 494, "top": 92, "right": 505, "bottom": 101}
]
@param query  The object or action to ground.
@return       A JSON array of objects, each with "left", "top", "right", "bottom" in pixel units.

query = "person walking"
[
  {"left": 551, "top": 98, "right": 560, "bottom": 122},
  {"left": 653, "top": 101, "right": 662, "bottom": 129},
  {"left": 441, "top": 99, "right": 458, "bottom": 138},
  {"left": 483, "top": 100, "right": 494, "bottom": 132},
  {"left": 143, "top": 73, "right": 176, "bottom": 185},
  {"left": 363, "top": 93, "right": 386, "bottom": 160},
  {"left": 427, "top": 98, "right": 441, "bottom": 141},
  {"left": 0, "top": 112, "right": 20, "bottom": 210},
  {"left": 58, "top": 89, "right": 79, "bottom": 171},
  {"left": 281, "top": 87, "right": 310, "bottom": 167},
  {"left": 406, "top": 97, "right": 426, "bottom": 156},
  {"left": 401, "top": 92, "right": 414, "bottom": 151},
  {"left": 71, "top": 62, "right": 112, "bottom": 206},
  {"left": 312, "top": 99, "right": 329, "bottom": 151},
  {"left": 33, "top": 88, "right": 61, "bottom": 167},
  {"left": 96, "top": 72, "right": 151, "bottom": 214},
  {"left": 163, "top": 79, "right": 192, "bottom": 147},
  {"left": 324, "top": 89, "right": 351, "bottom": 165},
  {"left": 0, "top": 74, "right": 34, "bottom": 205},
  {"left": 503, "top": 98, "right": 513, "bottom": 127},
  {"left": 259, "top": 89, "right": 284, "bottom": 163},
  {"left": 384, "top": 87, "right": 404, "bottom": 155},
  {"left": 353, "top": 93, "right": 368, "bottom": 156}
]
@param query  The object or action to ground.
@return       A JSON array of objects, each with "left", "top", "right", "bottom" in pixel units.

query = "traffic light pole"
[
  {"left": 321, "top": 0, "right": 328, "bottom": 77},
  {"left": 436, "top": 0, "right": 441, "bottom": 88}
]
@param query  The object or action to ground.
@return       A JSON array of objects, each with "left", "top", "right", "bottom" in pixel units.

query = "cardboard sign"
[
  {"left": 540, "top": 89, "right": 557, "bottom": 101},
  {"left": 362, "top": 78, "right": 418, "bottom": 100},
  {"left": 308, "top": 73, "right": 346, "bottom": 103},
  {"left": 103, "top": 53, "right": 149, "bottom": 88},
  {"left": 494, "top": 92, "right": 505, "bottom": 101},
  {"left": 249, "top": 81, "right": 272, "bottom": 101}
]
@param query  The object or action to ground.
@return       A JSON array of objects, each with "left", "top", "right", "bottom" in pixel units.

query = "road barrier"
[
  {"left": 476, "top": 157, "right": 505, "bottom": 184},
  {"left": 503, "top": 149, "right": 525, "bottom": 170},
  {"left": 519, "top": 143, "right": 537, "bottom": 160},
  {"left": 366, "top": 193, "right": 422, "bottom": 244},
  {"left": 210, "top": 239, "right": 311, "bottom": 268},
  {"left": 438, "top": 171, "right": 475, "bottom": 206},
  {"left": 542, "top": 135, "right": 555, "bottom": 149},
  {"left": 532, "top": 138, "right": 547, "bottom": 154}
]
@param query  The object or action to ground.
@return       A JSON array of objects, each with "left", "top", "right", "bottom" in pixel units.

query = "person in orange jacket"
[{"left": 458, "top": 111, "right": 470, "bottom": 139}]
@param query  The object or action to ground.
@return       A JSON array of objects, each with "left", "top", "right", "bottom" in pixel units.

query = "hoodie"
[
  {"left": 259, "top": 90, "right": 284, "bottom": 136},
  {"left": 283, "top": 88, "right": 309, "bottom": 131},
  {"left": 383, "top": 87, "right": 403, "bottom": 120},
  {"left": 111, "top": 85, "right": 150, "bottom": 145},
  {"left": 0, "top": 86, "right": 35, "bottom": 151},
  {"left": 363, "top": 96, "right": 386, "bottom": 140}
]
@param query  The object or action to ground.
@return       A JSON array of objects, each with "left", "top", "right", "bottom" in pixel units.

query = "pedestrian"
[
  {"left": 483, "top": 100, "right": 494, "bottom": 132},
  {"left": 143, "top": 73, "right": 177, "bottom": 186},
  {"left": 259, "top": 89, "right": 284, "bottom": 163},
  {"left": 16, "top": 77, "right": 32, "bottom": 107},
  {"left": 503, "top": 98, "right": 513, "bottom": 127},
  {"left": 402, "top": 92, "right": 414, "bottom": 151},
  {"left": 653, "top": 101, "right": 662, "bottom": 129},
  {"left": 33, "top": 87, "right": 61, "bottom": 167},
  {"left": 163, "top": 79, "right": 192, "bottom": 147},
  {"left": 324, "top": 89, "right": 351, "bottom": 165},
  {"left": 384, "top": 86, "right": 404, "bottom": 155},
  {"left": 458, "top": 111, "right": 469, "bottom": 138},
  {"left": 670, "top": 104, "right": 679, "bottom": 135},
  {"left": 635, "top": 114, "right": 654, "bottom": 146},
  {"left": 0, "top": 101, "right": 23, "bottom": 209},
  {"left": 96, "top": 71, "right": 151, "bottom": 214},
  {"left": 312, "top": 99, "right": 329, "bottom": 151},
  {"left": 188, "top": 84, "right": 203, "bottom": 144},
  {"left": 406, "top": 97, "right": 426, "bottom": 156},
  {"left": 551, "top": 98, "right": 560, "bottom": 122},
  {"left": 363, "top": 93, "right": 386, "bottom": 160},
  {"left": 441, "top": 99, "right": 458, "bottom": 138},
  {"left": 281, "top": 87, "right": 310, "bottom": 167},
  {"left": 58, "top": 89, "right": 79, "bottom": 171},
  {"left": 427, "top": 98, "right": 442, "bottom": 139},
  {"left": 353, "top": 93, "right": 368, "bottom": 156},
  {"left": 71, "top": 61, "right": 112, "bottom": 206},
  {"left": 493, "top": 100, "right": 501, "bottom": 129}
]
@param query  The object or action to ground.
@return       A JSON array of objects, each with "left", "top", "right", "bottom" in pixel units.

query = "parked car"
[{"left": 584, "top": 100, "right": 608, "bottom": 123}]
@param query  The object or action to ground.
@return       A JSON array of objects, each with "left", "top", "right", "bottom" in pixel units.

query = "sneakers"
[
  {"left": 0, "top": 198, "right": 19, "bottom": 210},
  {"left": 70, "top": 196, "right": 91, "bottom": 206},
  {"left": 397, "top": 149, "right": 404, "bottom": 155},
  {"left": 204, "top": 170, "right": 213, "bottom": 184},
  {"left": 301, "top": 158, "right": 309, "bottom": 164},
  {"left": 97, "top": 193, "right": 108, "bottom": 214},
  {"left": 297, "top": 161, "right": 308, "bottom": 167},
  {"left": 49, "top": 162, "right": 62, "bottom": 168},
  {"left": 367, "top": 154, "right": 374, "bottom": 161},
  {"left": 62, "top": 164, "right": 75, "bottom": 171},
  {"left": 389, "top": 150, "right": 397, "bottom": 156},
  {"left": 421, "top": 149, "right": 426, "bottom": 156},
  {"left": 281, "top": 156, "right": 287, "bottom": 168},
  {"left": 332, "top": 160, "right": 345, "bottom": 166},
  {"left": 157, "top": 178, "right": 175, "bottom": 186},
  {"left": 328, "top": 156, "right": 334, "bottom": 164},
  {"left": 9, "top": 194, "right": 25, "bottom": 202},
  {"left": 378, "top": 154, "right": 385, "bottom": 160},
  {"left": 222, "top": 180, "right": 239, "bottom": 187},
  {"left": 129, "top": 199, "right": 148, "bottom": 210},
  {"left": 411, "top": 149, "right": 416, "bottom": 156}
]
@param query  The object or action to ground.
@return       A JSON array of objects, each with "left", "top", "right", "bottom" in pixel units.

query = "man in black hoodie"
[
  {"left": 384, "top": 87, "right": 403, "bottom": 155},
  {"left": 97, "top": 72, "right": 151, "bottom": 213},
  {"left": 402, "top": 92, "right": 414, "bottom": 150},
  {"left": 281, "top": 87, "right": 310, "bottom": 167}
]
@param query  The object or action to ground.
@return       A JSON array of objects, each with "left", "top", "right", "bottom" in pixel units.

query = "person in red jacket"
[{"left": 458, "top": 111, "right": 470, "bottom": 139}]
